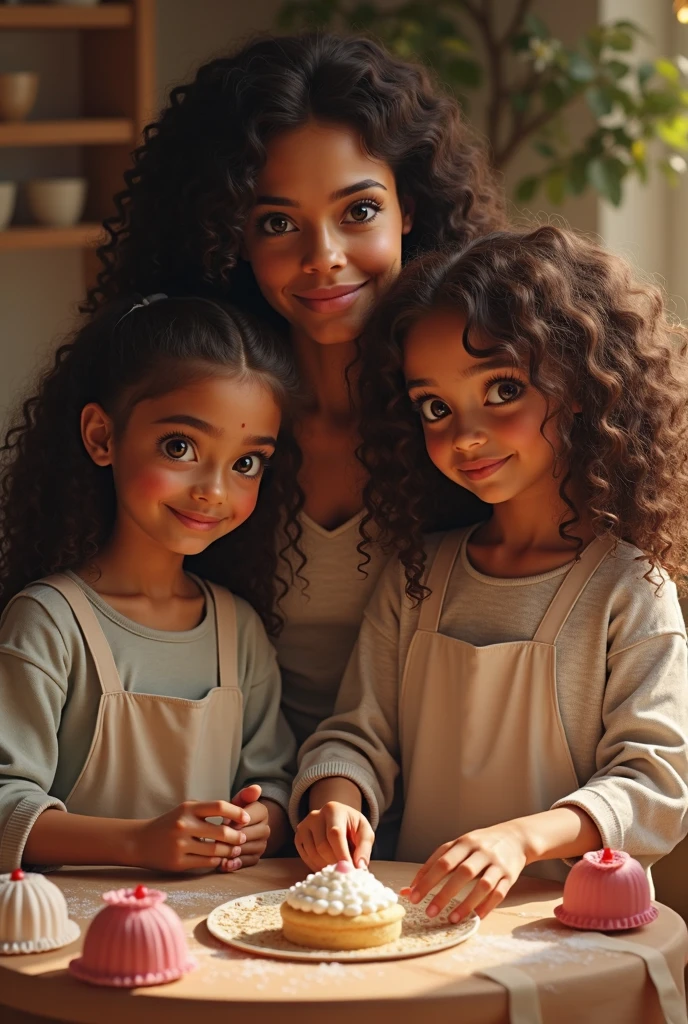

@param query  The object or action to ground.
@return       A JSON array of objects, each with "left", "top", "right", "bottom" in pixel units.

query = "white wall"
[{"left": 599, "top": 0, "right": 688, "bottom": 313}]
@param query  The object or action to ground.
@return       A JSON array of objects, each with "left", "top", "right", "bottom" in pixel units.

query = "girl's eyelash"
[
  {"left": 246, "top": 450, "right": 273, "bottom": 469},
  {"left": 256, "top": 211, "right": 292, "bottom": 233},
  {"left": 484, "top": 373, "right": 527, "bottom": 395},
  {"left": 349, "top": 196, "right": 382, "bottom": 212},
  {"left": 409, "top": 390, "right": 436, "bottom": 412}
]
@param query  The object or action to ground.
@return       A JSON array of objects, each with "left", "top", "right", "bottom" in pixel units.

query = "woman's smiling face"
[{"left": 243, "top": 120, "right": 413, "bottom": 347}]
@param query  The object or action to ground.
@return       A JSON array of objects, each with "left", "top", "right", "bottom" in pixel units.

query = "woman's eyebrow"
[{"left": 255, "top": 179, "right": 388, "bottom": 208}]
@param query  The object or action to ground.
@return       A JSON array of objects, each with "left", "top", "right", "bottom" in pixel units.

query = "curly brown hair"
[
  {"left": 0, "top": 296, "right": 302, "bottom": 635},
  {"left": 85, "top": 32, "right": 505, "bottom": 316},
  {"left": 358, "top": 225, "right": 688, "bottom": 602}
]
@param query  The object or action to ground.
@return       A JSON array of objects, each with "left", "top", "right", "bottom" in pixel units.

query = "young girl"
[
  {"left": 87, "top": 32, "right": 502, "bottom": 746},
  {"left": 0, "top": 294, "right": 298, "bottom": 874},
  {"left": 291, "top": 226, "right": 688, "bottom": 922}
]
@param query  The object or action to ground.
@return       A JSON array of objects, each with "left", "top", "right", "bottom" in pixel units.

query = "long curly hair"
[
  {"left": 358, "top": 226, "right": 688, "bottom": 602},
  {"left": 85, "top": 31, "right": 505, "bottom": 317},
  {"left": 0, "top": 296, "right": 302, "bottom": 634}
]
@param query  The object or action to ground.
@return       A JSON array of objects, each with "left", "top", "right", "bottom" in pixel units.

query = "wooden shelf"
[
  {"left": 0, "top": 118, "right": 133, "bottom": 147},
  {"left": 0, "top": 222, "right": 104, "bottom": 251},
  {"left": 0, "top": 4, "right": 132, "bottom": 30}
]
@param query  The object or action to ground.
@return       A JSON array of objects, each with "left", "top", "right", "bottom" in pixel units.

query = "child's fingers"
[
  {"left": 352, "top": 820, "right": 374, "bottom": 868},
  {"left": 236, "top": 852, "right": 262, "bottom": 869},
  {"left": 447, "top": 864, "right": 503, "bottom": 922},
  {"left": 295, "top": 828, "right": 321, "bottom": 870},
  {"left": 426, "top": 852, "right": 489, "bottom": 917},
  {"left": 217, "top": 857, "right": 242, "bottom": 872},
  {"left": 408, "top": 840, "right": 454, "bottom": 891},
  {"left": 234, "top": 839, "right": 266, "bottom": 857},
  {"left": 188, "top": 837, "right": 234, "bottom": 860},
  {"left": 230, "top": 784, "right": 262, "bottom": 808},
  {"left": 240, "top": 821, "right": 270, "bottom": 843},
  {"left": 194, "top": 819, "right": 247, "bottom": 847},
  {"left": 193, "top": 799, "right": 251, "bottom": 826},
  {"left": 465, "top": 875, "right": 512, "bottom": 921},
  {"left": 317, "top": 820, "right": 350, "bottom": 865}
]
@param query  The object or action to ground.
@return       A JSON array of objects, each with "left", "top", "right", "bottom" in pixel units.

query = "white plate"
[{"left": 206, "top": 888, "right": 480, "bottom": 963}]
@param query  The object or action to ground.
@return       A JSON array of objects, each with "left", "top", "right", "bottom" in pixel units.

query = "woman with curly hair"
[
  {"left": 87, "top": 32, "right": 504, "bottom": 745},
  {"left": 292, "top": 225, "right": 688, "bottom": 919},
  {"left": 0, "top": 295, "right": 298, "bottom": 872}
]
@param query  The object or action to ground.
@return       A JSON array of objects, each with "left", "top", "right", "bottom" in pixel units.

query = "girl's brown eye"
[
  {"left": 261, "top": 214, "right": 296, "bottom": 236},
  {"left": 344, "top": 201, "right": 379, "bottom": 224},
  {"left": 419, "top": 398, "right": 450, "bottom": 422},
  {"left": 163, "top": 437, "right": 194, "bottom": 461},
  {"left": 485, "top": 380, "right": 523, "bottom": 405}
]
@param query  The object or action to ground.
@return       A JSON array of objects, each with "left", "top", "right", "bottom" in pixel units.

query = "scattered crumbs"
[{"left": 448, "top": 927, "right": 619, "bottom": 971}]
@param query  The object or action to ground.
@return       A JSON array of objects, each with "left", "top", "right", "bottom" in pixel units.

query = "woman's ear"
[
  {"left": 401, "top": 195, "right": 415, "bottom": 236},
  {"left": 81, "top": 403, "right": 115, "bottom": 467}
]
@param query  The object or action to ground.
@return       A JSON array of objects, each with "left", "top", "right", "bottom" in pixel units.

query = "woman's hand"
[
  {"left": 218, "top": 784, "right": 270, "bottom": 872},
  {"left": 295, "top": 800, "right": 375, "bottom": 871},
  {"left": 402, "top": 822, "right": 528, "bottom": 922},
  {"left": 132, "top": 799, "right": 251, "bottom": 873}
]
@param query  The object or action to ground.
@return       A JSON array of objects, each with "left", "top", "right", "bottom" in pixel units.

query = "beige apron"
[
  {"left": 40, "top": 574, "right": 243, "bottom": 819},
  {"left": 396, "top": 529, "right": 613, "bottom": 881}
]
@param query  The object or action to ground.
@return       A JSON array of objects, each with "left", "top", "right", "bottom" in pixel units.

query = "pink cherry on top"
[{"left": 554, "top": 848, "right": 658, "bottom": 931}]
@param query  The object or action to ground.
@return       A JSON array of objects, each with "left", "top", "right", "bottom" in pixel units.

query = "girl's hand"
[
  {"left": 218, "top": 784, "right": 270, "bottom": 872},
  {"left": 133, "top": 800, "right": 251, "bottom": 873},
  {"left": 402, "top": 823, "right": 528, "bottom": 922},
  {"left": 295, "top": 801, "right": 374, "bottom": 871}
]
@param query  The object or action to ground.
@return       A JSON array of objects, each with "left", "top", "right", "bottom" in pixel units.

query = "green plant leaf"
[
  {"left": 657, "top": 115, "right": 688, "bottom": 151},
  {"left": 587, "top": 156, "right": 626, "bottom": 205},
  {"left": 586, "top": 86, "right": 614, "bottom": 117},
  {"left": 533, "top": 140, "right": 557, "bottom": 158},
  {"left": 655, "top": 58, "right": 680, "bottom": 84},
  {"left": 606, "top": 27, "right": 634, "bottom": 52},
  {"left": 567, "top": 52, "right": 596, "bottom": 83},
  {"left": 606, "top": 60, "right": 629, "bottom": 80},
  {"left": 545, "top": 169, "right": 567, "bottom": 204},
  {"left": 523, "top": 13, "right": 549, "bottom": 40},
  {"left": 637, "top": 62, "right": 655, "bottom": 88},
  {"left": 567, "top": 153, "right": 589, "bottom": 194},
  {"left": 515, "top": 175, "right": 539, "bottom": 202}
]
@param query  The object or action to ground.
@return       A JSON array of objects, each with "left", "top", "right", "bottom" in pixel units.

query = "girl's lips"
[
  {"left": 458, "top": 455, "right": 512, "bottom": 482},
  {"left": 292, "top": 282, "right": 368, "bottom": 313},
  {"left": 168, "top": 507, "right": 225, "bottom": 531}
]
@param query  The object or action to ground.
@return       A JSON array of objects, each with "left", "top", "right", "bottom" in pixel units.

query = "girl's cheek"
[
  {"left": 132, "top": 466, "right": 180, "bottom": 501},
  {"left": 230, "top": 486, "right": 262, "bottom": 526}
]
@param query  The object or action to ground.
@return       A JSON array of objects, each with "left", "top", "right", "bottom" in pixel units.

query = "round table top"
[{"left": 0, "top": 859, "right": 686, "bottom": 1024}]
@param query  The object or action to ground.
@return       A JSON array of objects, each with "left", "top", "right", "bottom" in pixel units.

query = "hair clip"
[{"left": 116, "top": 292, "right": 168, "bottom": 327}]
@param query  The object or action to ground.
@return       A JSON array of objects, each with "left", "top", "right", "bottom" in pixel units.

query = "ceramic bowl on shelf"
[
  {"left": 0, "top": 72, "right": 39, "bottom": 122},
  {"left": 0, "top": 181, "right": 16, "bottom": 231},
  {"left": 26, "top": 177, "right": 87, "bottom": 228}
]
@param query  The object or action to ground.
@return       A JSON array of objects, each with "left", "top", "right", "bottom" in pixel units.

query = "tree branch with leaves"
[{"left": 278, "top": 0, "right": 688, "bottom": 206}]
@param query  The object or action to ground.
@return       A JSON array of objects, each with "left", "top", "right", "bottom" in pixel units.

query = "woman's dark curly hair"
[
  {"left": 358, "top": 225, "right": 688, "bottom": 602},
  {"left": 0, "top": 296, "right": 301, "bottom": 635},
  {"left": 85, "top": 31, "right": 506, "bottom": 317}
]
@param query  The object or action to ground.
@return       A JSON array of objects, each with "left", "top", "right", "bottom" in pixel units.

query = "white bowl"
[
  {"left": 26, "top": 177, "right": 88, "bottom": 228},
  {"left": 0, "top": 72, "right": 39, "bottom": 122},
  {"left": 0, "top": 182, "right": 17, "bottom": 231}
]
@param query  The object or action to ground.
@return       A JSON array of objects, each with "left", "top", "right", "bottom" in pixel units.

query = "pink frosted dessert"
[
  {"left": 554, "top": 848, "right": 658, "bottom": 931},
  {"left": 70, "top": 884, "right": 195, "bottom": 987},
  {"left": 0, "top": 868, "right": 80, "bottom": 954}
]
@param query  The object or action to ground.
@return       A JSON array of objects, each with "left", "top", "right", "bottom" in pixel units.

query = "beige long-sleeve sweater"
[
  {"left": 292, "top": 533, "right": 688, "bottom": 864},
  {"left": 0, "top": 572, "right": 296, "bottom": 872}
]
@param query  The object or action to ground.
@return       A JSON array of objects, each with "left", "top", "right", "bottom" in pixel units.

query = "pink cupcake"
[
  {"left": 69, "top": 885, "right": 195, "bottom": 987},
  {"left": 555, "top": 848, "right": 658, "bottom": 931}
]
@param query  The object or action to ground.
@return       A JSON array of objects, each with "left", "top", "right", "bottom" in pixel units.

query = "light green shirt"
[{"left": 0, "top": 572, "right": 296, "bottom": 871}]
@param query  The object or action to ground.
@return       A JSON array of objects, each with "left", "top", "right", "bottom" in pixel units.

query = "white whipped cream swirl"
[{"left": 285, "top": 862, "right": 398, "bottom": 917}]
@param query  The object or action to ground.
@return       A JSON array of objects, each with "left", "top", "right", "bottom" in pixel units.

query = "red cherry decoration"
[
  {"left": 10, "top": 868, "right": 24, "bottom": 881},
  {"left": 134, "top": 884, "right": 148, "bottom": 899},
  {"left": 601, "top": 848, "right": 614, "bottom": 863}
]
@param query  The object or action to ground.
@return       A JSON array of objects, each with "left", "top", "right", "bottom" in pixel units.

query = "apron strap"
[
  {"left": 476, "top": 965, "right": 543, "bottom": 1024},
  {"left": 417, "top": 530, "right": 466, "bottom": 632},
  {"left": 533, "top": 535, "right": 615, "bottom": 646},
  {"left": 206, "top": 582, "right": 238, "bottom": 689},
  {"left": 41, "top": 574, "right": 123, "bottom": 695}
]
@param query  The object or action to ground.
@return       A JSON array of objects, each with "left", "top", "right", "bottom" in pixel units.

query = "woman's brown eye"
[{"left": 420, "top": 398, "right": 450, "bottom": 422}]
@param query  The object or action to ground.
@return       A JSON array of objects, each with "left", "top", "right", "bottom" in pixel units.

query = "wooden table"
[{"left": 1, "top": 860, "right": 687, "bottom": 1024}]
